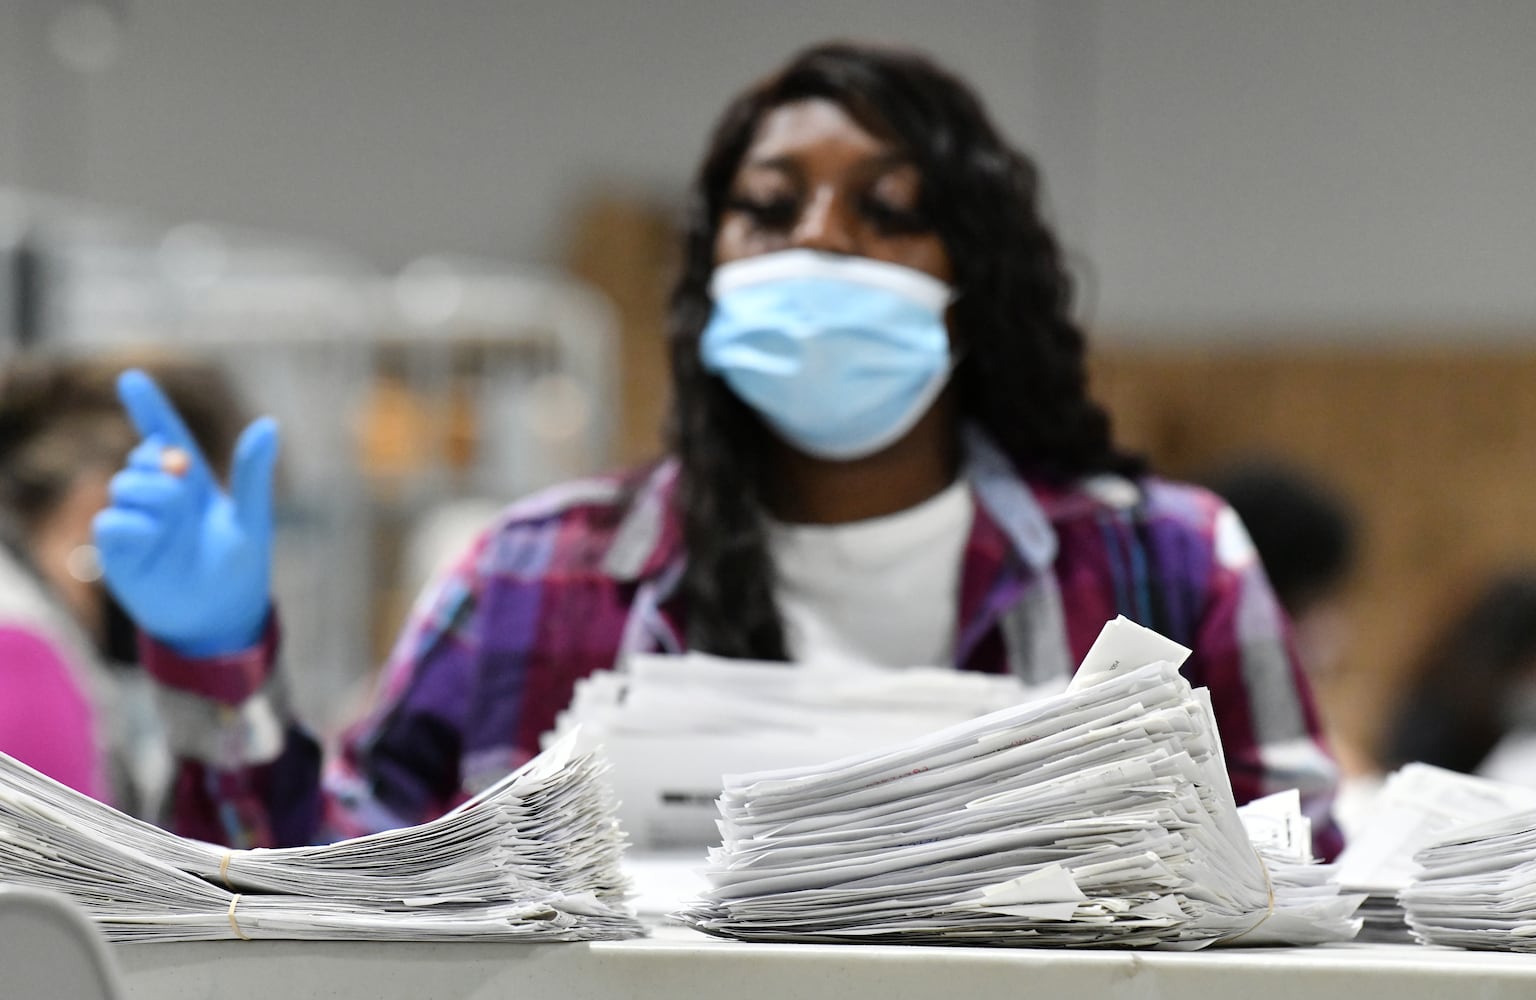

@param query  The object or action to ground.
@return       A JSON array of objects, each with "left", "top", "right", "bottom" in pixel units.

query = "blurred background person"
[
  {"left": 1383, "top": 571, "right": 1536, "bottom": 788},
  {"left": 0, "top": 353, "right": 245, "bottom": 818}
]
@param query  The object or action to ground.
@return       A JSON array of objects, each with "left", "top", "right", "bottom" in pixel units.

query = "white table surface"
[{"left": 112, "top": 925, "right": 1536, "bottom": 1000}]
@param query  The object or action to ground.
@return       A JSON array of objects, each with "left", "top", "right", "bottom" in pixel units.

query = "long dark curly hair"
[{"left": 668, "top": 41, "right": 1141, "bottom": 660}]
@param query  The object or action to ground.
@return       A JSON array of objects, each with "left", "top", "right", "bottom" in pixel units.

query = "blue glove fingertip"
[
  {"left": 117, "top": 368, "right": 197, "bottom": 452},
  {"left": 230, "top": 416, "right": 280, "bottom": 537}
]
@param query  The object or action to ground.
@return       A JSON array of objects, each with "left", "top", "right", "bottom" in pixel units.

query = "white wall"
[
  {"left": 1, "top": 1, "right": 93, "bottom": 195},
  {"left": 6, "top": 0, "right": 1535, "bottom": 339},
  {"left": 1089, "top": 0, "right": 1536, "bottom": 339},
  {"left": 52, "top": 1, "right": 1073, "bottom": 268},
  {"left": 0, "top": 5, "right": 20, "bottom": 187}
]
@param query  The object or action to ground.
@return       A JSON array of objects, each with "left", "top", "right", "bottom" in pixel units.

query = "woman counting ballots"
[{"left": 93, "top": 42, "right": 1342, "bottom": 857}]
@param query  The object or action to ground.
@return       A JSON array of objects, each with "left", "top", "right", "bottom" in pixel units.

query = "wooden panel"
[{"left": 563, "top": 193, "right": 678, "bottom": 466}]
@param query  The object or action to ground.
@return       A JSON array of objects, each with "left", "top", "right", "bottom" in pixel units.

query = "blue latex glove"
[{"left": 92, "top": 369, "right": 280, "bottom": 657}]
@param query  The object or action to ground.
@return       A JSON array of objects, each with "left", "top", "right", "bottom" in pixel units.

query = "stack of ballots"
[
  {"left": 1238, "top": 789, "right": 1366, "bottom": 946},
  {"left": 1400, "top": 807, "right": 1536, "bottom": 950},
  {"left": 1336, "top": 764, "right": 1536, "bottom": 942},
  {"left": 0, "top": 730, "right": 643, "bottom": 943},
  {"left": 551, "top": 652, "right": 1053, "bottom": 849},
  {"left": 678, "top": 617, "right": 1361, "bottom": 948}
]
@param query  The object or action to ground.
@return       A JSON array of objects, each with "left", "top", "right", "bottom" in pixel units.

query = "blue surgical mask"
[{"left": 699, "top": 250, "right": 954, "bottom": 461}]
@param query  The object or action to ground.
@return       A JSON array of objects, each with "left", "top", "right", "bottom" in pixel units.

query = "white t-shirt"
[{"left": 768, "top": 479, "right": 974, "bottom": 669}]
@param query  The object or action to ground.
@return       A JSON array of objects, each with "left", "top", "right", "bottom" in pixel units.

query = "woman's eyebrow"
[
  {"left": 736, "top": 151, "right": 914, "bottom": 187},
  {"left": 739, "top": 156, "right": 800, "bottom": 176},
  {"left": 750, "top": 150, "right": 912, "bottom": 167}
]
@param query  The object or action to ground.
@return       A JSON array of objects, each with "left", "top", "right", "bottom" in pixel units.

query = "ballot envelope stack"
[
  {"left": 0, "top": 730, "right": 643, "bottom": 943},
  {"left": 1335, "top": 764, "right": 1536, "bottom": 943},
  {"left": 551, "top": 651, "right": 1057, "bottom": 850},
  {"left": 677, "top": 617, "right": 1362, "bottom": 948},
  {"left": 1400, "top": 808, "right": 1536, "bottom": 951}
]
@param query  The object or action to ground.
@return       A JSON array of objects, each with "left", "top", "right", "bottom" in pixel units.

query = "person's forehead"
[{"left": 743, "top": 98, "right": 893, "bottom": 163}]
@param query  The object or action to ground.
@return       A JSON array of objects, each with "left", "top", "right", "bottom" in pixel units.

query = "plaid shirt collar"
[{"left": 600, "top": 426, "right": 1061, "bottom": 594}]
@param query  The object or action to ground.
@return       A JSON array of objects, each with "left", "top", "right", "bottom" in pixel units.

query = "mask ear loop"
[{"left": 942, "top": 289, "right": 969, "bottom": 372}]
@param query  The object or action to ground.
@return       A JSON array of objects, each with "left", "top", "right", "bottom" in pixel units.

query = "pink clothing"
[{"left": 0, "top": 626, "right": 107, "bottom": 800}]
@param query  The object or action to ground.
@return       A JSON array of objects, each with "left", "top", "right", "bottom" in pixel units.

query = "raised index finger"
[
  {"left": 117, "top": 368, "right": 199, "bottom": 452},
  {"left": 117, "top": 368, "right": 214, "bottom": 483}
]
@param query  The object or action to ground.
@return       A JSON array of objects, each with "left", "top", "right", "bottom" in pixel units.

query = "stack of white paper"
[
  {"left": 551, "top": 653, "right": 1057, "bottom": 849},
  {"left": 1236, "top": 790, "right": 1365, "bottom": 946},
  {"left": 1401, "top": 809, "right": 1536, "bottom": 950},
  {"left": 0, "top": 731, "right": 643, "bottom": 943},
  {"left": 678, "top": 617, "right": 1360, "bottom": 948},
  {"left": 1336, "top": 764, "right": 1536, "bottom": 942}
]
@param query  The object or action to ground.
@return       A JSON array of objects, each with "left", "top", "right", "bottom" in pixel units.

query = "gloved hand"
[{"left": 92, "top": 369, "right": 280, "bottom": 657}]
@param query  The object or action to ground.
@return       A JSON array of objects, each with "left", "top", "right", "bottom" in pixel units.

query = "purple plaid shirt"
[{"left": 149, "top": 429, "right": 1342, "bottom": 858}]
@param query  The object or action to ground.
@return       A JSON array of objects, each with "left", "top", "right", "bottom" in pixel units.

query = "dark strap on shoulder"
[
  {"left": 1103, "top": 480, "right": 1181, "bottom": 645},
  {"left": 1129, "top": 510, "right": 1175, "bottom": 642}
]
